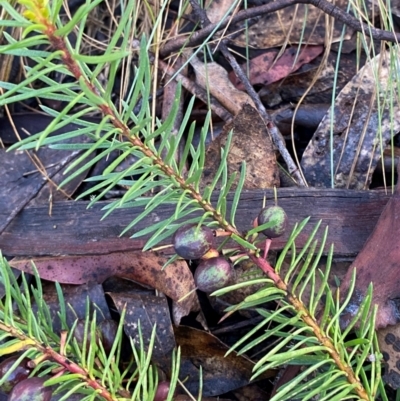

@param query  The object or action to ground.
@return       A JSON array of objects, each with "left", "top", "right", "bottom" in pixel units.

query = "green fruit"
[
  {"left": 173, "top": 224, "right": 215, "bottom": 260},
  {"left": 7, "top": 377, "right": 52, "bottom": 401},
  {"left": 194, "top": 257, "right": 234, "bottom": 293},
  {"left": 0, "top": 356, "right": 31, "bottom": 394},
  {"left": 257, "top": 205, "right": 287, "bottom": 238}
]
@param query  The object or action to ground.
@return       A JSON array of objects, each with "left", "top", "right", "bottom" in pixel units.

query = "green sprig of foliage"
[
  {"left": 0, "top": 255, "right": 180, "bottom": 401},
  {"left": 0, "top": 0, "right": 388, "bottom": 399}
]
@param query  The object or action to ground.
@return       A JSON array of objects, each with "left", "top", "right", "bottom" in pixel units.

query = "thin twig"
[
  {"left": 188, "top": 0, "right": 306, "bottom": 185},
  {"left": 160, "top": 0, "right": 400, "bottom": 58}
]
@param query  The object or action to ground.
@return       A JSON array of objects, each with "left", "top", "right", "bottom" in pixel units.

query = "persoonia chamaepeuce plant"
[
  {"left": 0, "top": 0, "right": 387, "bottom": 400},
  {"left": 0, "top": 256, "right": 181, "bottom": 401}
]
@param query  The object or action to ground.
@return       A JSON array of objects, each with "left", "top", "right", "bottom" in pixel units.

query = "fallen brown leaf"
[
  {"left": 205, "top": 0, "right": 236, "bottom": 24},
  {"left": 174, "top": 326, "right": 274, "bottom": 397},
  {"left": 110, "top": 291, "right": 175, "bottom": 372},
  {"left": 189, "top": 55, "right": 254, "bottom": 115},
  {"left": 230, "top": 46, "right": 323, "bottom": 90},
  {"left": 10, "top": 251, "right": 199, "bottom": 324}
]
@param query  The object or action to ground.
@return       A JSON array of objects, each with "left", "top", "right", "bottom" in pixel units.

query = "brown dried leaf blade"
[
  {"left": 174, "top": 326, "right": 274, "bottom": 397},
  {"left": 229, "top": 46, "right": 323, "bottom": 90},
  {"left": 201, "top": 104, "right": 280, "bottom": 190},
  {"left": 189, "top": 55, "right": 254, "bottom": 115},
  {"left": 10, "top": 251, "right": 199, "bottom": 323}
]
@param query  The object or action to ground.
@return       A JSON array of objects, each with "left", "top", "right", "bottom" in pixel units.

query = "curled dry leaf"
[
  {"left": 229, "top": 45, "right": 323, "bottom": 90},
  {"left": 10, "top": 251, "right": 199, "bottom": 323},
  {"left": 189, "top": 54, "right": 254, "bottom": 115},
  {"left": 174, "top": 326, "right": 274, "bottom": 397}
]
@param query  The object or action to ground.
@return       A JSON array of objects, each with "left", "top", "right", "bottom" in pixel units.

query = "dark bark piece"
[
  {"left": 339, "top": 165, "right": 400, "bottom": 329},
  {"left": 0, "top": 148, "right": 86, "bottom": 234},
  {"left": 110, "top": 291, "right": 175, "bottom": 372},
  {"left": 0, "top": 188, "right": 391, "bottom": 257},
  {"left": 29, "top": 154, "right": 92, "bottom": 206},
  {"left": 272, "top": 103, "right": 330, "bottom": 133},
  {"left": 33, "top": 282, "right": 111, "bottom": 334},
  {"left": 0, "top": 114, "right": 93, "bottom": 234}
]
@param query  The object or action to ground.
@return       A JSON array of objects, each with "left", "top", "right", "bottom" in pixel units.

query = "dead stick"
[
  {"left": 160, "top": 0, "right": 400, "bottom": 58},
  {"left": 188, "top": 0, "right": 306, "bottom": 186}
]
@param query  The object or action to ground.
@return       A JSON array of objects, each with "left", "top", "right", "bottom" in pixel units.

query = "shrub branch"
[
  {"left": 0, "top": 322, "right": 118, "bottom": 401},
  {"left": 14, "top": 5, "right": 372, "bottom": 400}
]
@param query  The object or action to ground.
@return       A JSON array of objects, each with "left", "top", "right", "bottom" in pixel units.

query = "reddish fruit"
[
  {"left": 7, "top": 377, "right": 52, "bottom": 401},
  {"left": 194, "top": 257, "right": 234, "bottom": 293},
  {"left": 173, "top": 224, "right": 214, "bottom": 260},
  {"left": 154, "top": 381, "right": 171, "bottom": 401},
  {"left": 257, "top": 205, "right": 287, "bottom": 238},
  {"left": 0, "top": 356, "right": 32, "bottom": 394}
]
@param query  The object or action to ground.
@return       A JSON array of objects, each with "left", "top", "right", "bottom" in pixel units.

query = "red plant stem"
[
  {"left": 0, "top": 323, "right": 117, "bottom": 401},
  {"left": 247, "top": 253, "right": 368, "bottom": 400},
  {"left": 43, "top": 28, "right": 240, "bottom": 236},
  {"left": 248, "top": 253, "right": 285, "bottom": 287}
]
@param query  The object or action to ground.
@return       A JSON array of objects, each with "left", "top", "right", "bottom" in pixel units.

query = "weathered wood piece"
[
  {"left": 0, "top": 188, "right": 391, "bottom": 257},
  {"left": 0, "top": 145, "right": 90, "bottom": 234}
]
